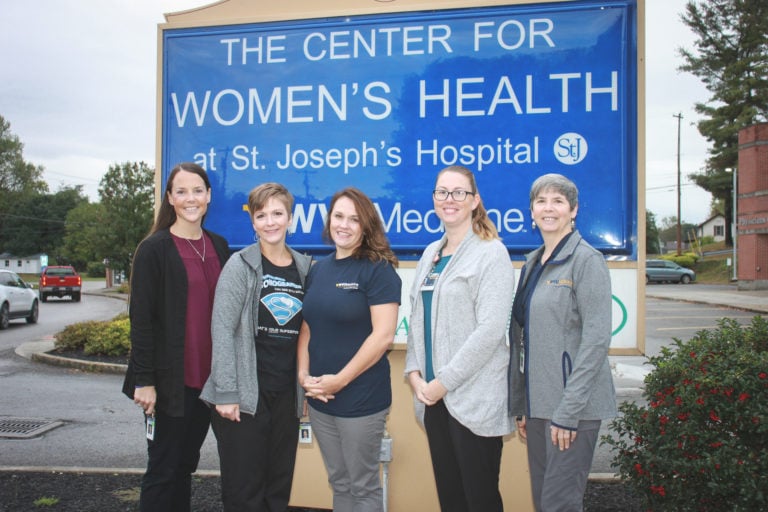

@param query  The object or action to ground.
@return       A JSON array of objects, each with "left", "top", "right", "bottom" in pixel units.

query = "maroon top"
[{"left": 172, "top": 232, "right": 222, "bottom": 390}]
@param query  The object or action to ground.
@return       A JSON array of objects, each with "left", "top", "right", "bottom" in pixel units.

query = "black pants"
[
  {"left": 140, "top": 386, "right": 211, "bottom": 512},
  {"left": 424, "top": 400, "right": 504, "bottom": 512},
  {"left": 211, "top": 388, "right": 299, "bottom": 512}
]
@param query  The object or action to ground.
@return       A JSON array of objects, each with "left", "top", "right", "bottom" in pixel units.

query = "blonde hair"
[
  {"left": 436, "top": 165, "right": 499, "bottom": 240},
  {"left": 248, "top": 182, "right": 294, "bottom": 217}
]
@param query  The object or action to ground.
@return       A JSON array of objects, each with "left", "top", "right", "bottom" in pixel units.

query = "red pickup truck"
[{"left": 39, "top": 266, "right": 82, "bottom": 302}]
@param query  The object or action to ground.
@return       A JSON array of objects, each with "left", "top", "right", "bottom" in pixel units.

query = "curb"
[
  {"left": 645, "top": 293, "right": 768, "bottom": 315},
  {"left": 0, "top": 465, "right": 615, "bottom": 482},
  {"left": 0, "top": 466, "right": 220, "bottom": 477},
  {"left": 15, "top": 339, "right": 128, "bottom": 375},
  {"left": 30, "top": 350, "right": 127, "bottom": 375},
  {"left": 587, "top": 472, "right": 620, "bottom": 481},
  {"left": 614, "top": 386, "right": 644, "bottom": 397}
]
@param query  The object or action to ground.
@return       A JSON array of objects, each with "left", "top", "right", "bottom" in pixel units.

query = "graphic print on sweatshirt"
[{"left": 258, "top": 266, "right": 304, "bottom": 340}]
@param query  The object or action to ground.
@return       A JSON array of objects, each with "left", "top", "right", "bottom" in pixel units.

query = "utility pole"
[{"left": 673, "top": 112, "right": 683, "bottom": 256}]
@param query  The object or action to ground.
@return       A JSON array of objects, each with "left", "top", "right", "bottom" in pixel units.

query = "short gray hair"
[{"left": 529, "top": 173, "right": 579, "bottom": 210}]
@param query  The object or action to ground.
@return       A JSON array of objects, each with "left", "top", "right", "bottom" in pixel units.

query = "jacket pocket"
[{"left": 561, "top": 351, "right": 573, "bottom": 387}]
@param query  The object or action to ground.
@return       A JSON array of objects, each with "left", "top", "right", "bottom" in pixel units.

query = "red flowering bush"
[{"left": 605, "top": 316, "right": 768, "bottom": 511}]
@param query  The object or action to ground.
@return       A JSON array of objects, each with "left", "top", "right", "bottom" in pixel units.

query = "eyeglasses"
[{"left": 433, "top": 189, "right": 475, "bottom": 202}]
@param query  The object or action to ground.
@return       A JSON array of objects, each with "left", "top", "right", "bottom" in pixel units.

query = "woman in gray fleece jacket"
[
  {"left": 200, "top": 183, "right": 312, "bottom": 512},
  {"left": 508, "top": 173, "right": 616, "bottom": 512},
  {"left": 406, "top": 165, "right": 514, "bottom": 512}
]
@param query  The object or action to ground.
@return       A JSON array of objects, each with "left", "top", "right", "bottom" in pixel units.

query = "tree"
[
  {"left": 0, "top": 186, "right": 86, "bottom": 258},
  {"left": 96, "top": 162, "right": 155, "bottom": 275},
  {"left": 659, "top": 216, "right": 698, "bottom": 250},
  {"left": 0, "top": 115, "right": 47, "bottom": 195},
  {"left": 61, "top": 202, "right": 108, "bottom": 270},
  {"left": 0, "top": 115, "right": 49, "bottom": 250},
  {"left": 646, "top": 210, "right": 661, "bottom": 254},
  {"left": 678, "top": 0, "right": 768, "bottom": 247}
]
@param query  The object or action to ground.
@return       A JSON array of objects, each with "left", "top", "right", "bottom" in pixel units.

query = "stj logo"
[{"left": 554, "top": 132, "right": 588, "bottom": 165}]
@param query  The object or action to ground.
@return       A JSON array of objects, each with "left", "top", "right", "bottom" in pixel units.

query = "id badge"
[
  {"left": 421, "top": 272, "right": 439, "bottom": 292},
  {"left": 146, "top": 414, "right": 156, "bottom": 441},
  {"left": 299, "top": 422, "right": 312, "bottom": 444},
  {"left": 519, "top": 347, "right": 525, "bottom": 374}
]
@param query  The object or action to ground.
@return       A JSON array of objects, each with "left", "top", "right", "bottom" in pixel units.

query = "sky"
[{"left": 0, "top": 0, "right": 713, "bottom": 226}]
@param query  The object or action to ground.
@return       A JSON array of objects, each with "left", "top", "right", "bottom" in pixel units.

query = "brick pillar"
[{"left": 737, "top": 123, "right": 768, "bottom": 290}]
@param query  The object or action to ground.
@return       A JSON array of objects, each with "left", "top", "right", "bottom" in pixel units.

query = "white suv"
[{"left": 0, "top": 269, "right": 39, "bottom": 329}]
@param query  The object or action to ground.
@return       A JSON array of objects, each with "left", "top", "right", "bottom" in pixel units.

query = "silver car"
[
  {"left": 0, "top": 269, "right": 39, "bottom": 329},
  {"left": 645, "top": 259, "right": 696, "bottom": 284}
]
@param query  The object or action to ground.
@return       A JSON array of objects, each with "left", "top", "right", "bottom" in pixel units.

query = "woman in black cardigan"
[{"left": 122, "top": 162, "right": 229, "bottom": 512}]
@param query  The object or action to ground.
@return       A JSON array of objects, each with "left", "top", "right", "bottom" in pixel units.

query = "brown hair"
[
  {"left": 248, "top": 182, "right": 294, "bottom": 218},
  {"left": 322, "top": 187, "right": 398, "bottom": 267},
  {"left": 151, "top": 162, "right": 211, "bottom": 234},
  {"left": 436, "top": 165, "right": 499, "bottom": 241}
]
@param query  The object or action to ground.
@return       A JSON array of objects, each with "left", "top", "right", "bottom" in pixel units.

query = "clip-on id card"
[{"left": 146, "top": 414, "right": 156, "bottom": 440}]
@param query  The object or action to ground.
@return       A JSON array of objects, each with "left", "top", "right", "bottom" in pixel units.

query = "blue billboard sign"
[{"left": 161, "top": 0, "right": 638, "bottom": 258}]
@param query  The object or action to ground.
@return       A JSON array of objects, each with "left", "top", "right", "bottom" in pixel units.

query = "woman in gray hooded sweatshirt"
[
  {"left": 508, "top": 174, "right": 616, "bottom": 511},
  {"left": 201, "top": 183, "right": 312, "bottom": 512}
]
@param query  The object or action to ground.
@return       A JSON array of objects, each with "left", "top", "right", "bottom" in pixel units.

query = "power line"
[
  {"left": 0, "top": 213, "right": 66, "bottom": 225},
  {"left": 646, "top": 183, "right": 699, "bottom": 192}
]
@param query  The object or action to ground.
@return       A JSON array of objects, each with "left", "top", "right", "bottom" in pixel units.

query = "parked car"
[
  {"left": 646, "top": 259, "right": 696, "bottom": 284},
  {"left": 0, "top": 269, "right": 39, "bottom": 329},
  {"left": 39, "top": 265, "right": 82, "bottom": 302}
]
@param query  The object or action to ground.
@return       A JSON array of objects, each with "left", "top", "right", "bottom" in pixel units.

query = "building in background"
[
  {"left": 697, "top": 214, "right": 726, "bottom": 243},
  {"left": 0, "top": 253, "right": 44, "bottom": 274},
  {"left": 736, "top": 123, "right": 768, "bottom": 290}
]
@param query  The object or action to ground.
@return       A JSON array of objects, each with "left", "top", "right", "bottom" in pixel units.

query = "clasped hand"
[
  {"left": 408, "top": 373, "right": 447, "bottom": 406},
  {"left": 301, "top": 374, "right": 339, "bottom": 403}
]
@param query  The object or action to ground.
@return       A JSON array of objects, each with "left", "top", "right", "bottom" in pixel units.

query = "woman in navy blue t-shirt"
[{"left": 298, "top": 187, "right": 401, "bottom": 512}]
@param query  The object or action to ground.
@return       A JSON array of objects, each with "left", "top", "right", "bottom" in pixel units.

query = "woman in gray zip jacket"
[
  {"left": 508, "top": 173, "right": 616, "bottom": 512},
  {"left": 406, "top": 165, "right": 514, "bottom": 512},
  {"left": 200, "top": 183, "right": 312, "bottom": 512}
]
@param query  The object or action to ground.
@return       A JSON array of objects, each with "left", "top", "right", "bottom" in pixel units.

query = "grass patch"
[
  {"left": 695, "top": 256, "right": 733, "bottom": 284},
  {"left": 112, "top": 487, "right": 140, "bottom": 503},
  {"left": 33, "top": 496, "right": 60, "bottom": 507}
]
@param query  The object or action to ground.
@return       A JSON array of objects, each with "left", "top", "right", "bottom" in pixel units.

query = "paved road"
[
  {"left": 0, "top": 283, "right": 217, "bottom": 472},
  {"left": 0, "top": 281, "right": 126, "bottom": 353}
]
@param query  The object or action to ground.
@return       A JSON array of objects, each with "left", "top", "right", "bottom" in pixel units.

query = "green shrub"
[
  {"left": 661, "top": 253, "right": 698, "bottom": 268},
  {"left": 604, "top": 317, "right": 768, "bottom": 511},
  {"left": 54, "top": 321, "right": 100, "bottom": 352},
  {"left": 54, "top": 314, "right": 130, "bottom": 357},
  {"left": 83, "top": 316, "right": 130, "bottom": 356},
  {"left": 86, "top": 261, "right": 106, "bottom": 278}
]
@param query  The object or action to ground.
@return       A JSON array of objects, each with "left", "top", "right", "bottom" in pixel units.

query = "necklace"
[{"left": 185, "top": 234, "right": 206, "bottom": 262}]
